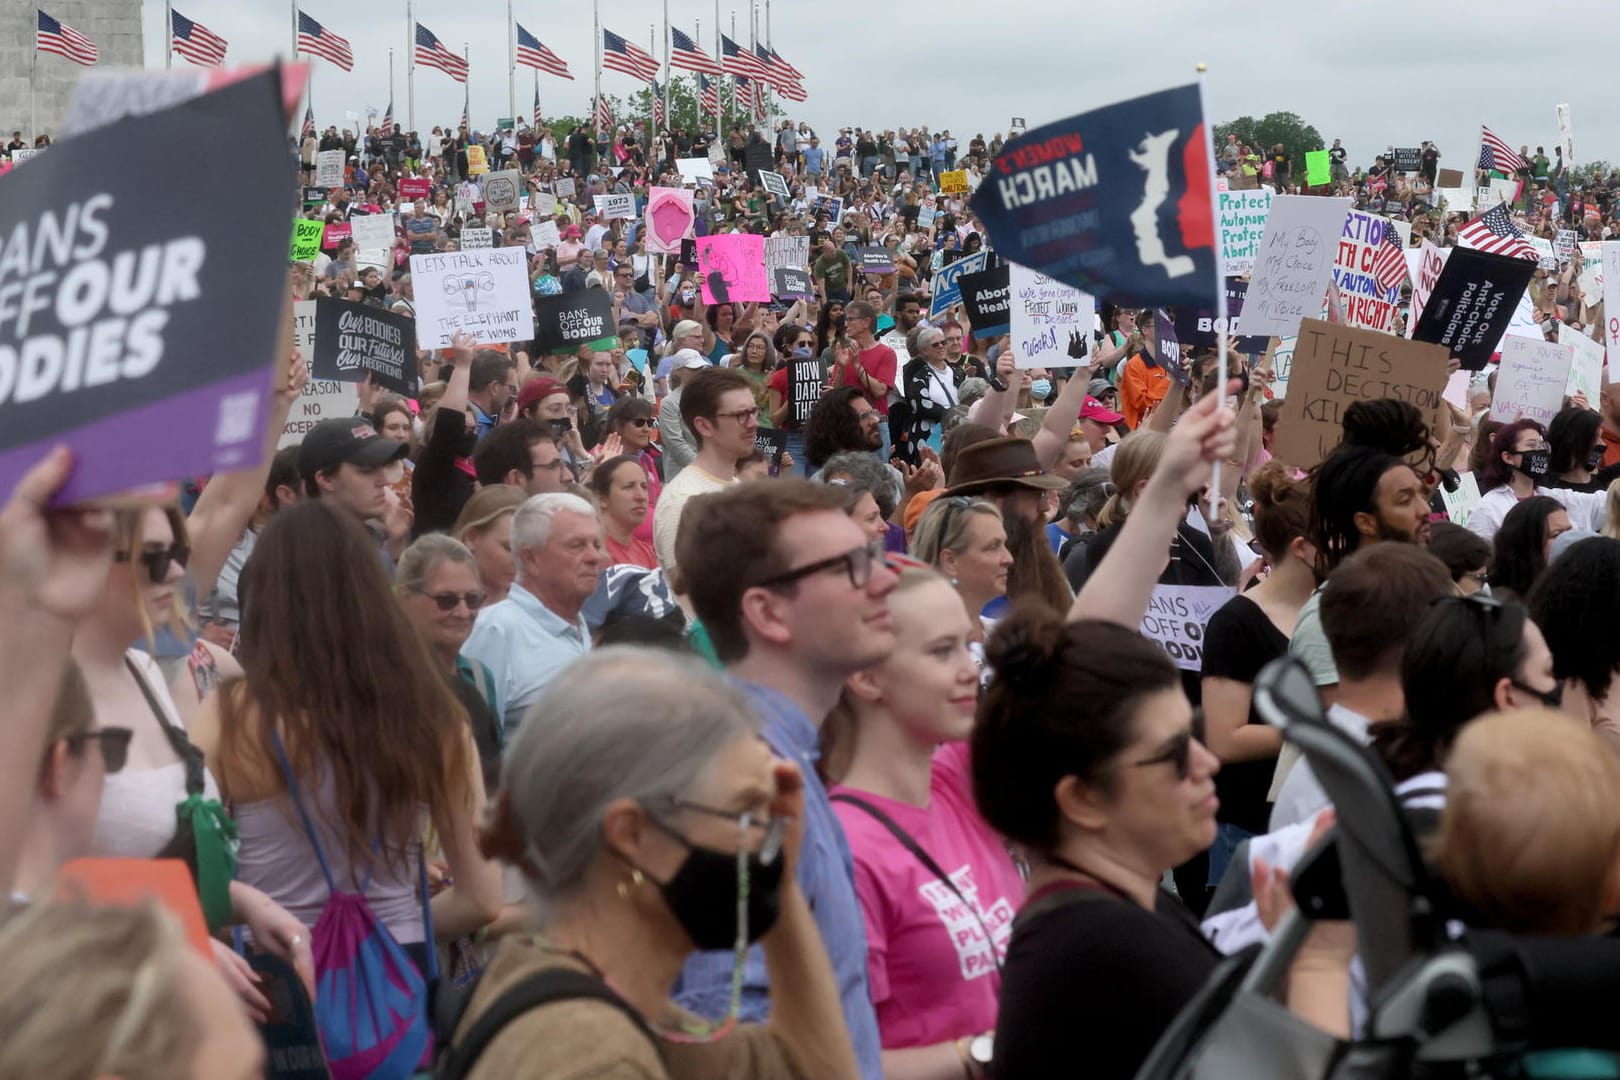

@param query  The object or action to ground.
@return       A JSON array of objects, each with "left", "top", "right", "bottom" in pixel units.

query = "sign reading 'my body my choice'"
[{"left": 0, "top": 70, "right": 292, "bottom": 503}]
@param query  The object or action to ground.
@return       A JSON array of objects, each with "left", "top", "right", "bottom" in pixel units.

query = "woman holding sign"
[{"left": 1466, "top": 420, "right": 1609, "bottom": 543}]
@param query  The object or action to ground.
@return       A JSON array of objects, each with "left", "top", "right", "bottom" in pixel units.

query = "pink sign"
[
  {"left": 320, "top": 221, "right": 352, "bottom": 249},
  {"left": 399, "top": 177, "right": 431, "bottom": 200},
  {"left": 696, "top": 233, "right": 770, "bottom": 304},
  {"left": 645, "top": 187, "right": 693, "bottom": 255}
]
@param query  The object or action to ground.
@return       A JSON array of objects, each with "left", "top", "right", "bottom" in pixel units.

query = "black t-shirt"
[
  {"left": 1199, "top": 593, "right": 1289, "bottom": 834},
  {"left": 993, "top": 883, "right": 1220, "bottom": 1080}
]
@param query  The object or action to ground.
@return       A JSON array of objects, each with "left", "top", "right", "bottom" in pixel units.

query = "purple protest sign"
[{"left": 0, "top": 69, "right": 292, "bottom": 504}]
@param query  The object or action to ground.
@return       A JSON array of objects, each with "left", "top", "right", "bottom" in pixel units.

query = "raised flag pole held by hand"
[{"left": 1196, "top": 62, "right": 1228, "bottom": 505}]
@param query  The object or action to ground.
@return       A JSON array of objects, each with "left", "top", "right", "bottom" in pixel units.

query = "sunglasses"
[
  {"left": 114, "top": 543, "right": 189, "bottom": 585},
  {"left": 623, "top": 416, "right": 655, "bottom": 428},
  {"left": 418, "top": 590, "right": 486, "bottom": 612},
  {"left": 66, "top": 726, "right": 134, "bottom": 774},
  {"left": 1130, "top": 709, "right": 1206, "bottom": 780}
]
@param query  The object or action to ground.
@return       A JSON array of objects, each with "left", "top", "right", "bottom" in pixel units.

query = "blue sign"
[
  {"left": 930, "top": 249, "right": 990, "bottom": 318},
  {"left": 971, "top": 83, "right": 1218, "bottom": 308}
]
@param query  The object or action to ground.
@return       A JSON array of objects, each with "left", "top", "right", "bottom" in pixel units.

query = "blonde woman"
[
  {"left": 453, "top": 485, "right": 529, "bottom": 605},
  {"left": 910, "top": 497, "right": 1013, "bottom": 669},
  {"left": 1604, "top": 476, "right": 1620, "bottom": 539}
]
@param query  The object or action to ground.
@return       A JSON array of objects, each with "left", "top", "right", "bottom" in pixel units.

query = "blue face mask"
[{"left": 1030, "top": 378, "right": 1053, "bottom": 400}]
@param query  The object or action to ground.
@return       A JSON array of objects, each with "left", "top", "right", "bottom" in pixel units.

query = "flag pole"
[
  {"left": 165, "top": 0, "right": 173, "bottom": 68},
  {"left": 507, "top": 0, "right": 516, "bottom": 125},
  {"left": 662, "top": 0, "right": 671, "bottom": 136},
  {"left": 463, "top": 42, "right": 470, "bottom": 131},
  {"left": 388, "top": 48, "right": 394, "bottom": 130},
  {"left": 593, "top": 0, "right": 603, "bottom": 141},
  {"left": 290, "top": 0, "right": 297, "bottom": 56},
  {"left": 406, "top": 0, "right": 416, "bottom": 135},
  {"left": 31, "top": 45, "right": 37, "bottom": 143},
  {"left": 712, "top": 0, "right": 721, "bottom": 136},
  {"left": 1196, "top": 62, "right": 1228, "bottom": 505},
  {"left": 649, "top": 23, "right": 657, "bottom": 140}
]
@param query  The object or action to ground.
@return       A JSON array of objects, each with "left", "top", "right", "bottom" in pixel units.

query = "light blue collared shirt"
[
  {"left": 672, "top": 678, "right": 883, "bottom": 1080},
  {"left": 461, "top": 583, "right": 589, "bottom": 738}
]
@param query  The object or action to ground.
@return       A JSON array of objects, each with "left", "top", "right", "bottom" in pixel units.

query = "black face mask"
[
  {"left": 1512, "top": 450, "right": 1551, "bottom": 480},
  {"left": 1588, "top": 445, "right": 1606, "bottom": 473},
  {"left": 647, "top": 823, "right": 785, "bottom": 951}
]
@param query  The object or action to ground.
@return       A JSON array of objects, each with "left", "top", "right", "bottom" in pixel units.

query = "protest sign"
[
  {"left": 0, "top": 69, "right": 291, "bottom": 504},
  {"left": 919, "top": 205, "right": 938, "bottom": 230},
  {"left": 319, "top": 222, "right": 351, "bottom": 250},
  {"left": 1577, "top": 241, "right": 1605, "bottom": 302},
  {"left": 676, "top": 158, "right": 714, "bottom": 186},
  {"left": 348, "top": 213, "right": 395, "bottom": 251},
  {"left": 594, "top": 193, "right": 636, "bottom": 220},
  {"left": 532, "top": 290, "right": 617, "bottom": 355},
  {"left": 645, "top": 187, "right": 695, "bottom": 254},
  {"left": 788, "top": 353, "right": 823, "bottom": 425},
  {"left": 1154, "top": 309, "right": 1183, "bottom": 379},
  {"left": 1409, "top": 246, "right": 1536, "bottom": 370},
  {"left": 1440, "top": 472, "right": 1483, "bottom": 527},
  {"left": 1435, "top": 188, "right": 1473, "bottom": 214},
  {"left": 290, "top": 219, "right": 325, "bottom": 261},
  {"left": 695, "top": 234, "right": 770, "bottom": 304},
  {"left": 930, "top": 249, "right": 990, "bottom": 318},
  {"left": 280, "top": 301, "right": 358, "bottom": 448},
  {"left": 483, "top": 170, "right": 522, "bottom": 214},
  {"left": 1498, "top": 288, "right": 1540, "bottom": 355},
  {"left": 315, "top": 149, "right": 344, "bottom": 188},
  {"left": 858, "top": 246, "right": 895, "bottom": 275},
  {"left": 1404, "top": 240, "right": 1449, "bottom": 338},
  {"left": 1557, "top": 104, "right": 1575, "bottom": 162},
  {"left": 531, "top": 219, "right": 561, "bottom": 248},
  {"left": 1528, "top": 236, "right": 1557, "bottom": 271},
  {"left": 1171, "top": 278, "right": 1269, "bottom": 355},
  {"left": 1492, "top": 335, "right": 1574, "bottom": 426},
  {"left": 744, "top": 141, "right": 774, "bottom": 187},
  {"left": 1438, "top": 168, "right": 1464, "bottom": 189},
  {"left": 1009, "top": 263, "right": 1095, "bottom": 369},
  {"left": 772, "top": 267, "right": 815, "bottom": 301},
  {"left": 679, "top": 238, "right": 698, "bottom": 270},
  {"left": 466, "top": 145, "right": 488, "bottom": 175},
  {"left": 459, "top": 226, "right": 493, "bottom": 249},
  {"left": 1217, "top": 187, "right": 1273, "bottom": 276},
  {"left": 939, "top": 169, "right": 970, "bottom": 194},
  {"left": 959, "top": 264, "right": 1012, "bottom": 339},
  {"left": 410, "top": 247, "right": 535, "bottom": 348},
  {"left": 58, "top": 858, "right": 212, "bottom": 960},
  {"left": 1555, "top": 229, "right": 1577, "bottom": 262},
  {"left": 765, "top": 235, "right": 811, "bottom": 273},
  {"left": 1392, "top": 148, "right": 1421, "bottom": 173},
  {"left": 1236, "top": 196, "right": 1351, "bottom": 338},
  {"left": 1603, "top": 243, "right": 1620, "bottom": 354},
  {"left": 1266, "top": 335, "right": 1296, "bottom": 400},
  {"left": 1140, "top": 585, "right": 1236, "bottom": 672},
  {"left": 1485, "top": 177, "right": 1517, "bottom": 206},
  {"left": 398, "top": 177, "right": 430, "bottom": 200},
  {"left": 758, "top": 170, "right": 791, "bottom": 199},
  {"left": 754, "top": 428, "right": 788, "bottom": 472},
  {"left": 12, "top": 148, "right": 43, "bottom": 165},
  {"left": 1272, "top": 320, "right": 1450, "bottom": 469},
  {"left": 707, "top": 141, "right": 727, "bottom": 168},
  {"left": 1560, "top": 323, "right": 1604, "bottom": 405},
  {"left": 1330, "top": 210, "right": 1402, "bottom": 333},
  {"left": 530, "top": 190, "right": 557, "bottom": 216},
  {"left": 810, "top": 194, "right": 845, "bottom": 222},
  {"left": 553, "top": 176, "right": 577, "bottom": 199},
  {"left": 1304, "top": 150, "right": 1330, "bottom": 187},
  {"left": 302, "top": 186, "right": 326, "bottom": 207},
  {"left": 312, "top": 298, "right": 416, "bottom": 397}
]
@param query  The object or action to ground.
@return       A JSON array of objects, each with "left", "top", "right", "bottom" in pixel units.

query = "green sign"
[
  {"left": 290, "top": 219, "right": 325, "bottom": 261},
  {"left": 497, "top": 116, "right": 515, "bottom": 130},
  {"left": 1305, "top": 149, "right": 1331, "bottom": 188}
]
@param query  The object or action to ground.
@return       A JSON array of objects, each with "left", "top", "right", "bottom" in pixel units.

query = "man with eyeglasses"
[
  {"left": 673, "top": 478, "right": 898, "bottom": 1080},
  {"left": 613, "top": 264, "right": 660, "bottom": 334},
  {"left": 472, "top": 419, "right": 571, "bottom": 496},
  {"left": 835, "top": 300, "right": 899, "bottom": 461},
  {"left": 653, "top": 367, "right": 761, "bottom": 581}
]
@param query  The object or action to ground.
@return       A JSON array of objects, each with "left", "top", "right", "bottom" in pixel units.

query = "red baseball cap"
[{"left": 1079, "top": 395, "right": 1124, "bottom": 425}]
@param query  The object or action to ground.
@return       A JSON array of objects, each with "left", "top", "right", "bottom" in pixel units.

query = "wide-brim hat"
[{"left": 944, "top": 437, "right": 1067, "bottom": 496}]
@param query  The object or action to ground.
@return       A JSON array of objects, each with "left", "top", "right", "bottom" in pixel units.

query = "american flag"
[
  {"left": 296, "top": 11, "right": 352, "bottom": 71},
  {"left": 769, "top": 47, "right": 802, "bottom": 81},
  {"left": 736, "top": 75, "right": 766, "bottom": 124},
  {"left": 721, "top": 35, "right": 768, "bottom": 79},
  {"left": 1457, "top": 203, "right": 1539, "bottom": 261},
  {"left": 300, "top": 104, "right": 315, "bottom": 140},
  {"left": 381, "top": 98, "right": 393, "bottom": 132},
  {"left": 652, "top": 81, "right": 665, "bottom": 127},
  {"left": 1371, "top": 217, "right": 1408, "bottom": 293},
  {"left": 602, "top": 29, "right": 659, "bottom": 81},
  {"left": 170, "top": 9, "right": 227, "bottom": 67},
  {"left": 761, "top": 42, "right": 807, "bottom": 102},
  {"left": 670, "top": 28, "right": 723, "bottom": 75},
  {"left": 699, "top": 74, "right": 718, "bottom": 119},
  {"left": 533, "top": 84, "right": 543, "bottom": 129},
  {"left": 1478, "top": 125, "right": 1527, "bottom": 175},
  {"left": 459, "top": 85, "right": 469, "bottom": 131},
  {"left": 516, "top": 23, "right": 572, "bottom": 79},
  {"left": 595, "top": 94, "right": 613, "bottom": 133},
  {"left": 37, "top": 10, "right": 98, "bottom": 65},
  {"left": 415, "top": 23, "right": 467, "bottom": 82}
]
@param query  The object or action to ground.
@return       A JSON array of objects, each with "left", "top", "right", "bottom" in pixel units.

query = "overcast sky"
[{"left": 140, "top": 0, "right": 1615, "bottom": 171}]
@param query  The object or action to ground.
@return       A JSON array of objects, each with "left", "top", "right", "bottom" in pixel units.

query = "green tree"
[
  {"left": 1216, "top": 111, "right": 1326, "bottom": 172},
  {"left": 1569, "top": 160, "right": 1614, "bottom": 185}
]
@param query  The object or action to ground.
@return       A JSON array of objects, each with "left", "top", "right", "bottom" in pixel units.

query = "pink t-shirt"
[{"left": 830, "top": 742, "right": 1023, "bottom": 1049}]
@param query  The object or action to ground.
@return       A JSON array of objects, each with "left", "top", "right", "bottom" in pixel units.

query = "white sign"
[
  {"left": 315, "top": 149, "right": 345, "bottom": 188},
  {"left": 593, "top": 193, "right": 635, "bottom": 220},
  {"left": 1485, "top": 177, "right": 1517, "bottom": 207},
  {"left": 354, "top": 249, "right": 390, "bottom": 273},
  {"left": 1604, "top": 242, "right": 1620, "bottom": 354},
  {"left": 459, "top": 226, "right": 493, "bottom": 249},
  {"left": 1008, "top": 262, "right": 1094, "bottom": 370},
  {"left": 1405, "top": 240, "right": 1449, "bottom": 339},
  {"left": 1560, "top": 323, "right": 1604, "bottom": 405},
  {"left": 530, "top": 191, "right": 557, "bottom": 217},
  {"left": 349, "top": 213, "right": 396, "bottom": 251},
  {"left": 1435, "top": 187, "right": 1472, "bottom": 214},
  {"left": 1217, "top": 187, "right": 1273, "bottom": 276},
  {"left": 11, "top": 148, "right": 43, "bottom": 165},
  {"left": 280, "top": 300, "right": 359, "bottom": 448},
  {"left": 1577, "top": 241, "right": 1605, "bottom": 305},
  {"left": 1440, "top": 472, "right": 1483, "bottom": 528},
  {"left": 410, "top": 247, "right": 536, "bottom": 348},
  {"left": 1557, "top": 103, "right": 1574, "bottom": 163},
  {"left": 553, "top": 177, "right": 576, "bottom": 200},
  {"left": 676, "top": 157, "right": 715, "bottom": 185},
  {"left": 1528, "top": 236, "right": 1557, "bottom": 271},
  {"left": 483, "top": 169, "right": 522, "bottom": 214},
  {"left": 764, "top": 235, "right": 810, "bottom": 273},
  {"left": 1140, "top": 584, "right": 1236, "bottom": 672},
  {"left": 707, "top": 141, "right": 727, "bottom": 169},
  {"left": 1494, "top": 288, "right": 1541, "bottom": 356},
  {"left": 1236, "top": 195, "right": 1352, "bottom": 338},
  {"left": 1266, "top": 335, "right": 1296, "bottom": 400},
  {"left": 1492, "top": 335, "right": 1574, "bottom": 426},
  {"left": 531, "top": 219, "right": 561, "bottom": 248}
]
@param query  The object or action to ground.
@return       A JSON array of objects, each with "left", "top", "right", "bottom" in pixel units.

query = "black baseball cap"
[{"left": 297, "top": 417, "right": 408, "bottom": 482}]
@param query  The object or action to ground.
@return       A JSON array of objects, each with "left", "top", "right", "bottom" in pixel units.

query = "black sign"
[
  {"left": 1392, "top": 147, "right": 1421, "bottom": 172},
  {"left": 744, "top": 139, "right": 775, "bottom": 187},
  {"left": 858, "top": 246, "right": 895, "bottom": 275},
  {"left": 533, "top": 290, "right": 616, "bottom": 355},
  {"left": 250, "top": 951, "right": 331, "bottom": 1080},
  {"left": 959, "top": 265, "right": 1012, "bottom": 338},
  {"left": 1170, "top": 278, "right": 1269, "bottom": 355},
  {"left": 679, "top": 237, "right": 698, "bottom": 270},
  {"left": 772, "top": 267, "right": 814, "bottom": 300},
  {"left": 302, "top": 186, "right": 325, "bottom": 205},
  {"left": 789, "top": 355, "right": 824, "bottom": 426},
  {"left": 1410, "top": 247, "right": 1537, "bottom": 371},
  {"left": 312, "top": 298, "right": 417, "bottom": 396},
  {"left": 754, "top": 427, "right": 788, "bottom": 472}
]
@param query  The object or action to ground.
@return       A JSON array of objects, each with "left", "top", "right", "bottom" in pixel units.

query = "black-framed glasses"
[
  {"left": 651, "top": 796, "right": 786, "bottom": 865},
  {"left": 711, "top": 407, "right": 759, "bottom": 426},
  {"left": 417, "top": 590, "right": 486, "bottom": 612},
  {"left": 66, "top": 727, "right": 133, "bottom": 774},
  {"left": 114, "top": 543, "right": 189, "bottom": 585},
  {"left": 1508, "top": 677, "right": 1564, "bottom": 709},
  {"left": 754, "top": 538, "right": 889, "bottom": 592},
  {"left": 528, "top": 456, "right": 567, "bottom": 473},
  {"left": 1131, "top": 710, "right": 1205, "bottom": 781}
]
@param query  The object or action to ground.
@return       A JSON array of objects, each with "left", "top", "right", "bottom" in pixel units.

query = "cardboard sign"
[
  {"left": 789, "top": 353, "right": 823, "bottom": 425},
  {"left": 1237, "top": 196, "right": 1352, "bottom": 338},
  {"left": 0, "top": 69, "right": 290, "bottom": 504},
  {"left": 348, "top": 213, "right": 395, "bottom": 251},
  {"left": 772, "top": 267, "right": 815, "bottom": 300},
  {"left": 410, "top": 247, "right": 535, "bottom": 348},
  {"left": 315, "top": 149, "right": 344, "bottom": 188},
  {"left": 459, "top": 226, "right": 493, "bottom": 249},
  {"left": 1304, "top": 150, "right": 1330, "bottom": 187},
  {"left": 1404, "top": 240, "right": 1449, "bottom": 339},
  {"left": 280, "top": 300, "right": 358, "bottom": 449},
  {"left": 1492, "top": 335, "right": 1574, "bottom": 425},
  {"left": 594, "top": 192, "right": 636, "bottom": 220},
  {"left": 1272, "top": 319, "right": 1451, "bottom": 469},
  {"left": 532, "top": 289, "right": 616, "bottom": 354},
  {"left": 57, "top": 858, "right": 213, "bottom": 959},
  {"left": 1438, "top": 167, "right": 1464, "bottom": 189},
  {"left": 1409, "top": 246, "right": 1537, "bottom": 370},
  {"left": 399, "top": 177, "right": 431, "bottom": 200},
  {"left": 645, "top": 187, "right": 694, "bottom": 254},
  {"left": 758, "top": 170, "right": 791, "bottom": 199},
  {"left": 553, "top": 176, "right": 577, "bottom": 200},
  {"left": 319, "top": 221, "right": 351, "bottom": 250},
  {"left": 291, "top": 219, "right": 325, "bottom": 261},
  {"left": 1171, "top": 278, "right": 1269, "bottom": 355},
  {"left": 483, "top": 170, "right": 522, "bottom": 214},
  {"left": 959, "top": 264, "right": 1012, "bottom": 339},
  {"left": 930, "top": 250, "right": 991, "bottom": 318},
  {"left": 939, "top": 169, "right": 970, "bottom": 194},
  {"left": 764, "top": 235, "right": 811, "bottom": 273},
  {"left": 312, "top": 298, "right": 416, "bottom": 397},
  {"left": 1009, "top": 263, "right": 1095, "bottom": 369},
  {"left": 466, "top": 145, "right": 488, "bottom": 175},
  {"left": 1141, "top": 585, "right": 1236, "bottom": 672},
  {"left": 695, "top": 234, "right": 770, "bottom": 304},
  {"left": 1392, "top": 147, "right": 1421, "bottom": 173},
  {"left": 858, "top": 246, "right": 895, "bottom": 275},
  {"left": 676, "top": 158, "right": 714, "bottom": 186},
  {"left": 1217, "top": 187, "right": 1273, "bottom": 276},
  {"left": 1559, "top": 323, "right": 1604, "bottom": 405},
  {"left": 1330, "top": 210, "right": 1402, "bottom": 333}
]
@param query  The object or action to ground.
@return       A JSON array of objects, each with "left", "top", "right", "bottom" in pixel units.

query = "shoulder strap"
[
  {"left": 830, "top": 792, "right": 1002, "bottom": 973},
  {"left": 126, "top": 656, "right": 205, "bottom": 797},
  {"left": 269, "top": 729, "right": 342, "bottom": 894},
  {"left": 438, "top": 968, "right": 659, "bottom": 1080}
]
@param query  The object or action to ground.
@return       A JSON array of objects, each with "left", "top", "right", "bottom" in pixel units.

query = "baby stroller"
[{"left": 1135, "top": 656, "right": 1620, "bottom": 1080}]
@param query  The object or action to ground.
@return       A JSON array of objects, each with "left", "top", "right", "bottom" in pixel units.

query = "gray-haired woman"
[{"left": 451, "top": 647, "right": 858, "bottom": 1080}]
